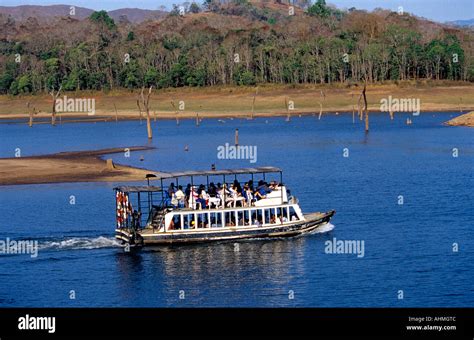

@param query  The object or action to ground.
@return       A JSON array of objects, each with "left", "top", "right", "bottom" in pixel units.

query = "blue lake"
[{"left": 0, "top": 112, "right": 473, "bottom": 307}]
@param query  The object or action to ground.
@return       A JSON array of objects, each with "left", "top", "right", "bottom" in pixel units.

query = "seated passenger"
[
  {"left": 218, "top": 184, "right": 230, "bottom": 208},
  {"left": 255, "top": 180, "right": 271, "bottom": 200},
  {"left": 208, "top": 182, "right": 217, "bottom": 197},
  {"left": 174, "top": 185, "right": 185, "bottom": 208},
  {"left": 243, "top": 184, "right": 254, "bottom": 206},
  {"left": 188, "top": 186, "right": 199, "bottom": 209},
  {"left": 197, "top": 187, "right": 208, "bottom": 209},
  {"left": 185, "top": 184, "right": 191, "bottom": 208},
  {"left": 228, "top": 184, "right": 245, "bottom": 207}
]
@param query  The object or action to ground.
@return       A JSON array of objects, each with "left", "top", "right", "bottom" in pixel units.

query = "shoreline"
[
  {"left": 445, "top": 111, "right": 474, "bottom": 127},
  {"left": 0, "top": 108, "right": 471, "bottom": 125},
  {"left": 1, "top": 83, "right": 473, "bottom": 124},
  {"left": 0, "top": 147, "right": 161, "bottom": 186}
]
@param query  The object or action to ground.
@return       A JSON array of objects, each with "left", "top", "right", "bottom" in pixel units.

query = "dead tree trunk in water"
[
  {"left": 318, "top": 90, "right": 325, "bottom": 120},
  {"left": 136, "top": 99, "right": 143, "bottom": 124},
  {"left": 27, "top": 102, "right": 37, "bottom": 127},
  {"left": 113, "top": 103, "right": 118, "bottom": 123},
  {"left": 357, "top": 92, "right": 363, "bottom": 121},
  {"left": 251, "top": 87, "right": 258, "bottom": 120},
  {"left": 140, "top": 86, "right": 153, "bottom": 140},
  {"left": 362, "top": 84, "right": 369, "bottom": 133},
  {"left": 49, "top": 85, "right": 62, "bottom": 126},
  {"left": 285, "top": 97, "right": 290, "bottom": 122},
  {"left": 171, "top": 100, "right": 179, "bottom": 125}
]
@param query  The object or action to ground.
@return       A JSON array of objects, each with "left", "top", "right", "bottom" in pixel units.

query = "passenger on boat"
[
  {"left": 172, "top": 185, "right": 185, "bottom": 208},
  {"left": 255, "top": 180, "right": 272, "bottom": 200},
  {"left": 218, "top": 184, "right": 230, "bottom": 208},
  {"left": 168, "top": 183, "right": 176, "bottom": 197},
  {"left": 208, "top": 182, "right": 218, "bottom": 197},
  {"left": 227, "top": 184, "right": 245, "bottom": 207},
  {"left": 242, "top": 183, "right": 254, "bottom": 206},
  {"left": 131, "top": 210, "right": 141, "bottom": 229},
  {"left": 207, "top": 182, "right": 219, "bottom": 208},
  {"left": 185, "top": 184, "right": 191, "bottom": 208},
  {"left": 196, "top": 184, "right": 208, "bottom": 209},
  {"left": 188, "top": 186, "right": 199, "bottom": 209}
]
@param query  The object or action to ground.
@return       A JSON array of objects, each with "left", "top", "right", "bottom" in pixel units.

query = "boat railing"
[{"left": 160, "top": 203, "right": 303, "bottom": 233}]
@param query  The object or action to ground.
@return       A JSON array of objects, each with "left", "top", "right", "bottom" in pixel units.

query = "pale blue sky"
[{"left": 1, "top": 0, "right": 473, "bottom": 22}]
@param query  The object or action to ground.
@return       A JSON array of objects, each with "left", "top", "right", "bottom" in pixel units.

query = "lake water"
[{"left": 0, "top": 112, "right": 473, "bottom": 307}]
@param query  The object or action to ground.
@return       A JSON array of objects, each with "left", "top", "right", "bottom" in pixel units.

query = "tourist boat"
[{"left": 114, "top": 167, "right": 335, "bottom": 246}]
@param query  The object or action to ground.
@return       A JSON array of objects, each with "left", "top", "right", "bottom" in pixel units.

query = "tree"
[
  {"left": 189, "top": 2, "right": 201, "bottom": 13},
  {"left": 308, "top": 0, "right": 331, "bottom": 18},
  {"left": 139, "top": 86, "right": 153, "bottom": 139},
  {"left": 89, "top": 11, "right": 116, "bottom": 30}
]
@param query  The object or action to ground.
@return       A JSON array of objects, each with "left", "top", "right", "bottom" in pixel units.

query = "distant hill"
[
  {"left": 446, "top": 18, "right": 474, "bottom": 27},
  {"left": 0, "top": 5, "right": 167, "bottom": 23},
  {"left": 0, "top": 5, "right": 93, "bottom": 20},
  {"left": 108, "top": 8, "right": 167, "bottom": 23}
]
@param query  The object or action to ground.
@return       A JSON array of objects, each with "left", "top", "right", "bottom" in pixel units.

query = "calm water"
[{"left": 0, "top": 112, "right": 472, "bottom": 307}]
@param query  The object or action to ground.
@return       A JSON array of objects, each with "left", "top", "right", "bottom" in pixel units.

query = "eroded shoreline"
[{"left": 0, "top": 146, "right": 161, "bottom": 186}]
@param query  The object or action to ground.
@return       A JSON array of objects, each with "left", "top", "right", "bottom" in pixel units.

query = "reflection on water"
[{"left": 115, "top": 238, "right": 309, "bottom": 306}]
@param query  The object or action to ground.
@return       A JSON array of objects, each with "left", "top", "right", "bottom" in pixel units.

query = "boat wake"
[
  {"left": 310, "top": 222, "right": 335, "bottom": 234},
  {"left": 39, "top": 236, "right": 121, "bottom": 251}
]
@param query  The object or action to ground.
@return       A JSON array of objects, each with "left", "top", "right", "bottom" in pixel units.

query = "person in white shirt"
[{"left": 173, "top": 185, "right": 185, "bottom": 208}]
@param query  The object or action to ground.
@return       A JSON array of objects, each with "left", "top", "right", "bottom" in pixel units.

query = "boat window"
[
  {"left": 210, "top": 212, "right": 222, "bottom": 228},
  {"left": 183, "top": 213, "right": 196, "bottom": 229},
  {"left": 289, "top": 206, "right": 299, "bottom": 221},
  {"left": 243, "top": 210, "right": 251, "bottom": 226},
  {"left": 264, "top": 208, "right": 276, "bottom": 224},
  {"left": 170, "top": 214, "right": 181, "bottom": 230},
  {"left": 251, "top": 209, "right": 263, "bottom": 226},
  {"left": 196, "top": 213, "right": 208, "bottom": 228},
  {"left": 236, "top": 211, "right": 245, "bottom": 227},
  {"left": 224, "top": 211, "right": 235, "bottom": 227},
  {"left": 277, "top": 207, "right": 288, "bottom": 223}
]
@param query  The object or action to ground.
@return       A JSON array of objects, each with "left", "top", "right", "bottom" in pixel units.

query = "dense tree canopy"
[{"left": 0, "top": 1, "right": 473, "bottom": 95}]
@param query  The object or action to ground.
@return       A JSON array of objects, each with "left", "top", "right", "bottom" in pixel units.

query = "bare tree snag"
[
  {"left": 362, "top": 84, "right": 369, "bottom": 133},
  {"left": 27, "top": 102, "right": 37, "bottom": 127},
  {"left": 251, "top": 87, "right": 258, "bottom": 120},
  {"left": 318, "top": 90, "right": 325, "bottom": 120},
  {"left": 113, "top": 103, "right": 118, "bottom": 123},
  {"left": 49, "top": 85, "right": 62, "bottom": 126},
  {"left": 136, "top": 99, "right": 143, "bottom": 124},
  {"left": 139, "top": 86, "right": 153, "bottom": 140},
  {"left": 171, "top": 100, "right": 179, "bottom": 125},
  {"left": 351, "top": 92, "right": 355, "bottom": 124}
]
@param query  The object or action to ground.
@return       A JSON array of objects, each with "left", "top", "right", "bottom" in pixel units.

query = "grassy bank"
[{"left": 1, "top": 82, "right": 473, "bottom": 122}]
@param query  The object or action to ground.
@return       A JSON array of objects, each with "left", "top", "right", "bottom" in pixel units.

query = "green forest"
[{"left": 0, "top": 0, "right": 473, "bottom": 95}]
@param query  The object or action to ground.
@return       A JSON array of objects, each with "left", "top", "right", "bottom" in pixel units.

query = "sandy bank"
[
  {"left": 445, "top": 111, "right": 474, "bottom": 127},
  {"left": 0, "top": 147, "right": 161, "bottom": 186}
]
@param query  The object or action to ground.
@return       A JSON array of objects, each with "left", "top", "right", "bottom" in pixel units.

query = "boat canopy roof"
[
  {"left": 114, "top": 185, "right": 163, "bottom": 193},
  {"left": 157, "top": 166, "right": 282, "bottom": 180}
]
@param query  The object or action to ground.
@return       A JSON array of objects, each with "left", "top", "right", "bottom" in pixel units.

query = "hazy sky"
[{"left": 1, "top": 0, "right": 473, "bottom": 22}]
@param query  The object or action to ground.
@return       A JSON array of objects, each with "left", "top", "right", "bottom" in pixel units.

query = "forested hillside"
[{"left": 1, "top": 0, "right": 473, "bottom": 95}]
